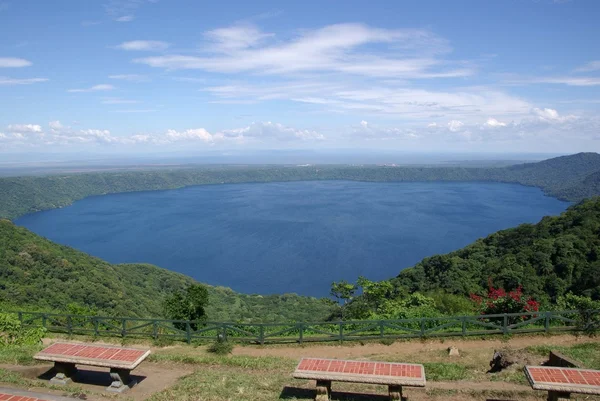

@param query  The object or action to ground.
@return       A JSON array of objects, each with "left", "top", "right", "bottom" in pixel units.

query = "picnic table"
[
  {"left": 524, "top": 365, "right": 600, "bottom": 401},
  {"left": 34, "top": 342, "right": 150, "bottom": 393},
  {"left": 293, "top": 357, "right": 425, "bottom": 400}
]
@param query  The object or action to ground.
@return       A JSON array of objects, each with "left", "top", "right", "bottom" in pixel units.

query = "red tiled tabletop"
[
  {"left": 293, "top": 358, "right": 426, "bottom": 386},
  {"left": 525, "top": 366, "right": 600, "bottom": 395},
  {"left": 34, "top": 342, "right": 150, "bottom": 370}
]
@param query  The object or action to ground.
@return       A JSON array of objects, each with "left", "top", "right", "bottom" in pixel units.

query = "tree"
[
  {"left": 163, "top": 284, "right": 209, "bottom": 330},
  {"left": 330, "top": 280, "right": 357, "bottom": 320}
]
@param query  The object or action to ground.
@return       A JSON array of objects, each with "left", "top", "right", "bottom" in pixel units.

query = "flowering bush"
[{"left": 470, "top": 280, "right": 539, "bottom": 324}]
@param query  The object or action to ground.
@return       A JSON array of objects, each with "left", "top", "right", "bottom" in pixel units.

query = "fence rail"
[{"left": 7, "top": 310, "right": 598, "bottom": 344}]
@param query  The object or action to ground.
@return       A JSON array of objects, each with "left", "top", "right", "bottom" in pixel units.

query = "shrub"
[
  {"left": 470, "top": 281, "right": 539, "bottom": 324},
  {"left": 207, "top": 339, "right": 234, "bottom": 355},
  {"left": 0, "top": 313, "right": 46, "bottom": 346}
]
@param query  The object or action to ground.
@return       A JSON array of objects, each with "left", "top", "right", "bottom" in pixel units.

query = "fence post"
[
  {"left": 339, "top": 322, "right": 343, "bottom": 343},
  {"left": 152, "top": 321, "right": 158, "bottom": 340},
  {"left": 420, "top": 319, "right": 425, "bottom": 337},
  {"left": 259, "top": 325, "right": 265, "bottom": 345},
  {"left": 379, "top": 321, "right": 384, "bottom": 338},
  {"left": 93, "top": 318, "right": 99, "bottom": 337},
  {"left": 186, "top": 322, "right": 191, "bottom": 344},
  {"left": 67, "top": 315, "right": 72, "bottom": 336},
  {"left": 221, "top": 324, "right": 227, "bottom": 342},
  {"left": 42, "top": 313, "right": 47, "bottom": 329},
  {"left": 461, "top": 316, "right": 466, "bottom": 336},
  {"left": 298, "top": 323, "right": 304, "bottom": 344},
  {"left": 503, "top": 314, "right": 509, "bottom": 335},
  {"left": 545, "top": 311, "right": 551, "bottom": 332},
  {"left": 121, "top": 318, "right": 127, "bottom": 338},
  {"left": 17, "top": 311, "right": 23, "bottom": 323}
]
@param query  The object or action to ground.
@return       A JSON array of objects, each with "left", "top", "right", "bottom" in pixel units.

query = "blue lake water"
[{"left": 15, "top": 181, "right": 569, "bottom": 297}]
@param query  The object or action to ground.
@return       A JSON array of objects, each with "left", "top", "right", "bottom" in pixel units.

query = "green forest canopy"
[{"left": 0, "top": 219, "right": 335, "bottom": 322}]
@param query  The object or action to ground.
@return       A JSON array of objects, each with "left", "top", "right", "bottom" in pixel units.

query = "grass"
[
  {"left": 149, "top": 351, "right": 297, "bottom": 371},
  {"left": 0, "top": 345, "right": 41, "bottom": 365},
  {"left": 527, "top": 342, "right": 600, "bottom": 369},
  {"left": 421, "top": 362, "right": 470, "bottom": 381}
]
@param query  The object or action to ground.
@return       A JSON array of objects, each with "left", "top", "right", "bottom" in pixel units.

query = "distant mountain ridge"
[{"left": 1, "top": 152, "right": 600, "bottom": 221}]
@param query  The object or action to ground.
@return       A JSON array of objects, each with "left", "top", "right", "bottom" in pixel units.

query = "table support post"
[
  {"left": 389, "top": 384, "right": 404, "bottom": 400},
  {"left": 106, "top": 368, "right": 136, "bottom": 393},
  {"left": 548, "top": 391, "right": 570, "bottom": 401},
  {"left": 51, "top": 362, "right": 77, "bottom": 385},
  {"left": 315, "top": 379, "right": 331, "bottom": 401}
]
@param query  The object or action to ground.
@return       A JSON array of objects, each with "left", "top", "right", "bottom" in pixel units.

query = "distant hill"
[
  {"left": 0, "top": 220, "right": 334, "bottom": 322},
  {"left": 393, "top": 197, "right": 600, "bottom": 302},
  {"left": 1, "top": 153, "right": 600, "bottom": 221}
]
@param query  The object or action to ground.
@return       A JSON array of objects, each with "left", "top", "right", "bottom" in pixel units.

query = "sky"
[{"left": 1, "top": 0, "right": 600, "bottom": 157}]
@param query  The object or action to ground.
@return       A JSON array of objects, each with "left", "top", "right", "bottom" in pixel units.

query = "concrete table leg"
[
  {"left": 548, "top": 391, "right": 570, "bottom": 401},
  {"left": 315, "top": 380, "right": 331, "bottom": 401},
  {"left": 389, "top": 384, "right": 404, "bottom": 400},
  {"left": 51, "top": 362, "right": 77, "bottom": 385},
  {"left": 106, "top": 368, "right": 136, "bottom": 393}
]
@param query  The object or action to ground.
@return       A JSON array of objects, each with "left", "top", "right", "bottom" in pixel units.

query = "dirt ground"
[
  {"left": 1, "top": 362, "right": 192, "bottom": 401},
  {"left": 2, "top": 334, "right": 599, "bottom": 400},
  {"left": 232, "top": 333, "right": 594, "bottom": 359}
]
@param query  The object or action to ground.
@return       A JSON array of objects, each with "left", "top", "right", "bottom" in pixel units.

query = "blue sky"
[{"left": 1, "top": 0, "right": 599, "bottom": 155}]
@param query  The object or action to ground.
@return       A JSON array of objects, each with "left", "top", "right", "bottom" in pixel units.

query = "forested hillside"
[
  {"left": 2, "top": 152, "right": 600, "bottom": 220},
  {"left": 394, "top": 197, "right": 600, "bottom": 303},
  {"left": 0, "top": 220, "right": 334, "bottom": 322}
]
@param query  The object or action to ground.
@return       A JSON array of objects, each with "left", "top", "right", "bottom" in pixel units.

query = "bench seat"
[
  {"left": 293, "top": 357, "right": 425, "bottom": 400},
  {"left": 34, "top": 342, "right": 150, "bottom": 393}
]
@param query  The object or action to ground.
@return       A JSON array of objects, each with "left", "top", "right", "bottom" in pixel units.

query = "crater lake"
[{"left": 15, "top": 181, "right": 569, "bottom": 297}]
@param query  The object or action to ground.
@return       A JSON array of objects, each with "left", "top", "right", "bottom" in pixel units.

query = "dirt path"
[{"left": 232, "top": 333, "right": 592, "bottom": 359}]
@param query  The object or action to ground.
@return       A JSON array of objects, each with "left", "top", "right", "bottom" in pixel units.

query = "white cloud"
[
  {"left": 532, "top": 107, "right": 576, "bottom": 123},
  {"left": 7, "top": 124, "right": 42, "bottom": 133},
  {"left": 0, "top": 57, "right": 32, "bottom": 67},
  {"left": 104, "top": 0, "right": 157, "bottom": 22},
  {"left": 508, "top": 76, "right": 600, "bottom": 86},
  {"left": 0, "top": 77, "right": 47, "bottom": 85},
  {"left": 68, "top": 84, "right": 115, "bottom": 93},
  {"left": 135, "top": 23, "right": 467, "bottom": 78},
  {"left": 115, "top": 40, "right": 169, "bottom": 51},
  {"left": 574, "top": 60, "right": 600, "bottom": 73},
  {"left": 204, "top": 24, "right": 274, "bottom": 52},
  {"left": 447, "top": 120, "right": 464, "bottom": 132},
  {"left": 483, "top": 118, "right": 506, "bottom": 127},
  {"left": 108, "top": 74, "right": 148, "bottom": 81},
  {"left": 48, "top": 121, "right": 63, "bottom": 130},
  {"left": 225, "top": 121, "right": 325, "bottom": 141},
  {"left": 115, "top": 15, "right": 134, "bottom": 22},
  {"left": 350, "top": 120, "right": 418, "bottom": 140}
]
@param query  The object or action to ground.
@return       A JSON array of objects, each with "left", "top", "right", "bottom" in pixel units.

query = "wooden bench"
[
  {"left": 34, "top": 342, "right": 150, "bottom": 393},
  {"left": 524, "top": 365, "right": 600, "bottom": 401},
  {"left": 293, "top": 357, "right": 426, "bottom": 401}
]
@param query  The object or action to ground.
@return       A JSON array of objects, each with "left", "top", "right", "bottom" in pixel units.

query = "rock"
[
  {"left": 448, "top": 346, "right": 460, "bottom": 357},
  {"left": 489, "top": 348, "right": 533, "bottom": 373}
]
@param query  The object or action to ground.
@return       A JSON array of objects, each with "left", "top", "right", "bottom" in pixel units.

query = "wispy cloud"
[
  {"left": 0, "top": 57, "right": 32, "bottom": 67},
  {"left": 574, "top": 60, "right": 600, "bottom": 73},
  {"left": 135, "top": 23, "right": 468, "bottom": 78},
  {"left": 68, "top": 84, "right": 115, "bottom": 93},
  {"left": 110, "top": 109, "right": 156, "bottom": 113},
  {"left": 108, "top": 73, "right": 149, "bottom": 82},
  {"left": 104, "top": 0, "right": 157, "bottom": 22},
  {"left": 0, "top": 77, "right": 47, "bottom": 85},
  {"left": 115, "top": 40, "right": 169, "bottom": 51}
]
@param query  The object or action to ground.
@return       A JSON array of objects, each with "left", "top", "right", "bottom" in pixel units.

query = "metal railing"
[{"left": 7, "top": 310, "right": 597, "bottom": 344}]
